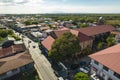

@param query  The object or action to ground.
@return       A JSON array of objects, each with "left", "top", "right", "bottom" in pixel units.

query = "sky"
[{"left": 0, "top": 0, "right": 120, "bottom": 14}]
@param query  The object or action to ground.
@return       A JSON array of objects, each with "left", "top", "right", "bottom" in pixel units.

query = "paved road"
[{"left": 15, "top": 32, "right": 57, "bottom": 80}]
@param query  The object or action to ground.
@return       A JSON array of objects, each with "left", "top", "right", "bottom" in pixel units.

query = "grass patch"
[{"left": 106, "top": 20, "right": 120, "bottom": 25}]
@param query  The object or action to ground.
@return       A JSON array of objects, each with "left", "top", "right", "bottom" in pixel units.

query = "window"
[
  {"left": 103, "top": 66, "right": 109, "bottom": 71},
  {"left": 114, "top": 72, "right": 120, "bottom": 79},
  {"left": 94, "top": 60, "right": 99, "bottom": 65}
]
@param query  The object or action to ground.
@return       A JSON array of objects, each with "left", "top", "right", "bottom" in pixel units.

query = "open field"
[{"left": 106, "top": 20, "right": 120, "bottom": 25}]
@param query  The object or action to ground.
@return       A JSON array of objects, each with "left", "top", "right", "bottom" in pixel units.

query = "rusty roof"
[
  {"left": 54, "top": 30, "right": 70, "bottom": 38},
  {"left": 0, "top": 44, "right": 26, "bottom": 58},
  {"left": 0, "top": 51, "right": 33, "bottom": 74}
]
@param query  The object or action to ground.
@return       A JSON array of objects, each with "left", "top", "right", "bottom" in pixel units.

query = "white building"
[{"left": 89, "top": 44, "right": 120, "bottom": 80}]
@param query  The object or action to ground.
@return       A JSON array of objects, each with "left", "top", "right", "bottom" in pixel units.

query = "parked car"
[
  {"left": 90, "top": 73, "right": 100, "bottom": 80},
  {"left": 58, "top": 77, "right": 64, "bottom": 80},
  {"left": 79, "top": 68, "right": 89, "bottom": 74}
]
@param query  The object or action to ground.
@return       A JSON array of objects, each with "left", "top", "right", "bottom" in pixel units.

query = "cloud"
[
  {"left": 14, "top": 0, "right": 28, "bottom": 4},
  {"left": 0, "top": 0, "right": 29, "bottom": 6},
  {"left": 0, "top": 0, "right": 45, "bottom": 6},
  {"left": 0, "top": 0, "right": 120, "bottom": 14}
]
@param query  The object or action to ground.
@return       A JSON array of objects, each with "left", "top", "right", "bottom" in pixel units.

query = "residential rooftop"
[
  {"left": 41, "top": 36, "right": 55, "bottom": 51},
  {"left": 0, "top": 51, "right": 33, "bottom": 74},
  {"left": 0, "top": 44, "right": 26, "bottom": 58},
  {"left": 74, "top": 25, "right": 115, "bottom": 36},
  {"left": 89, "top": 44, "right": 120, "bottom": 74}
]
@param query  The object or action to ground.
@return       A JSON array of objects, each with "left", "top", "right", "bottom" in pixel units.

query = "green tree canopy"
[
  {"left": 0, "top": 37, "right": 3, "bottom": 41},
  {"left": 0, "top": 30, "right": 8, "bottom": 38},
  {"left": 79, "top": 18, "right": 86, "bottom": 23},
  {"left": 49, "top": 32, "right": 80, "bottom": 62},
  {"left": 74, "top": 72, "right": 90, "bottom": 80},
  {"left": 6, "top": 29, "right": 14, "bottom": 35},
  {"left": 24, "top": 20, "right": 32, "bottom": 25},
  {"left": 97, "top": 42, "right": 104, "bottom": 50},
  {"left": 106, "top": 36, "right": 115, "bottom": 46},
  {"left": 79, "top": 23, "right": 88, "bottom": 28},
  {"left": 32, "top": 21, "right": 38, "bottom": 25}
]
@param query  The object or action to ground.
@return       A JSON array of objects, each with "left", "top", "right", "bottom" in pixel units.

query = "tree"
[
  {"left": 6, "top": 29, "right": 14, "bottom": 35},
  {"left": 0, "top": 37, "right": 3, "bottom": 41},
  {"left": 48, "top": 24, "right": 53, "bottom": 28},
  {"left": 79, "top": 18, "right": 85, "bottom": 23},
  {"left": 0, "top": 30, "right": 8, "bottom": 38},
  {"left": 32, "top": 21, "right": 38, "bottom": 25},
  {"left": 24, "top": 20, "right": 32, "bottom": 25},
  {"left": 10, "top": 34, "right": 21, "bottom": 41},
  {"left": 74, "top": 72, "right": 90, "bottom": 80},
  {"left": 97, "top": 42, "right": 104, "bottom": 50},
  {"left": 85, "top": 18, "right": 94, "bottom": 23},
  {"left": 82, "top": 47, "right": 91, "bottom": 55},
  {"left": 49, "top": 32, "right": 80, "bottom": 62},
  {"left": 79, "top": 23, "right": 88, "bottom": 28},
  {"left": 106, "top": 36, "right": 115, "bottom": 47}
]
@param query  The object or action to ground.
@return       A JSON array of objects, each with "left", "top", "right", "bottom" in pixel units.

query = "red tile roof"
[
  {"left": 0, "top": 44, "right": 26, "bottom": 58},
  {"left": 89, "top": 44, "right": 120, "bottom": 74},
  {"left": 42, "top": 27, "right": 93, "bottom": 51},
  {"left": 54, "top": 30, "right": 70, "bottom": 38},
  {"left": 70, "top": 29, "right": 79, "bottom": 36},
  {"left": 41, "top": 36, "right": 55, "bottom": 51},
  {"left": 75, "top": 25, "right": 115, "bottom": 36},
  {"left": 78, "top": 32, "right": 92, "bottom": 42}
]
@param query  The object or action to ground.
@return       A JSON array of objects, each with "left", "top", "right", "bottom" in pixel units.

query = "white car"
[
  {"left": 90, "top": 73, "right": 100, "bottom": 80},
  {"left": 79, "top": 68, "right": 89, "bottom": 74},
  {"left": 58, "top": 77, "right": 64, "bottom": 80}
]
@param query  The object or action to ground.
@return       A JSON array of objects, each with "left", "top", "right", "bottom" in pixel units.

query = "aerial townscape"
[{"left": 0, "top": 0, "right": 120, "bottom": 80}]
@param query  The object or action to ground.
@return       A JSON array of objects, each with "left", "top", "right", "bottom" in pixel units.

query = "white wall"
[{"left": 91, "top": 59, "right": 120, "bottom": 80}]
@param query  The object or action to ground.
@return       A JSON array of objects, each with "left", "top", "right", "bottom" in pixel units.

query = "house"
[
  {"left": 70, "top": 29, "right": 93, "bottom": 50},
  {"left": 0, "top": 25, "right": 7, "bottom": 30},
  {"left": 41, "top": 27, "right": 93, "bottom": 52},
  {"left": 63, "top": 21, "right": 74, "bottom": 28},
  {"left": 15, "top": 24, "right": 41, "bottom": 33},
  {"left": 41, "top": 36, "right": 55, "bottom": 51},
  {"left": 53, "top": 28, "right": 93, "bottom": 50},
  {"left": 41, "top": 25, "right": 115, "bottom": 54},
  {"left": 89, "top": 44, "right": 120, "bottom": 80},
  {"left": 74, "top": 25, "right": 115, "bottom": 37},
  {"left": 75, "top": 25, "right": 115, "bottom": 47},
  {"left": 74, "top": 25, "right": 115, "bottom": 38},
  {"left": 0, "top": 44, "right": 34, "bottom": 80},
  {"left": 30, "top": 31, "right": 43, "bottom": 41}
]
